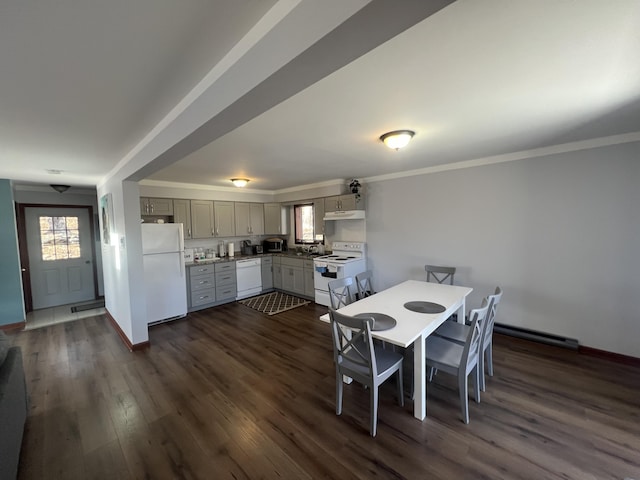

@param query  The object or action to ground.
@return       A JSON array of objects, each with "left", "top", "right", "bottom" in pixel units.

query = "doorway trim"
[{"left": 15, "top": 203, "right": 100, "bottom": 313}]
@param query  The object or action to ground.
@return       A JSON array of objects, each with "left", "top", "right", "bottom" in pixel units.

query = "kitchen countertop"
[{"left": 185, "top": 251, "right": 328, "bottom": 267}]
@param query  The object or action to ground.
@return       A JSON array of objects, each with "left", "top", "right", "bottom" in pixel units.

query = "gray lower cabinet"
[
  {"left": 281, "top": 257, "right": 305, "bottom": 296},
  {"left": 215, "top": 261, "right": 237, "bottom": 302},
  {"left": 303, "top": 259, "right": 315, "bottom": 298},
  {"left": 261, "top": 256, "right": 273, "bottom": 291},
  {"left": 187, "top": 261, "right": 236, "bottom": 311},
  {"left": 273, "top": 256, "right": 282, "bottom": 290},
  {"left": 188, "top": 264, "right": 216, "bottom": 311}
]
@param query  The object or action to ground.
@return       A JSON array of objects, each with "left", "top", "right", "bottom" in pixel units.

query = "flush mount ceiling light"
[
  {"left": 50, "top": 184, "right": 71, "bottom": 193},
  {"left": 231, "top": 178, "right": 249, "bottom": 188},
  {"left": 379, "top": 130, "right": 415, "bottom": 150}
]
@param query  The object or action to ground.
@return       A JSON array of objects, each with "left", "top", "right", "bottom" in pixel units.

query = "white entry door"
[{"left": 25, "top": 207, "right": 96, "bottom": 309}]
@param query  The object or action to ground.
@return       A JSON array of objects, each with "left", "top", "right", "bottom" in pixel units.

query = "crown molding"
[{"left": 363, "top": 131, "right": 640, "bottom": 184}]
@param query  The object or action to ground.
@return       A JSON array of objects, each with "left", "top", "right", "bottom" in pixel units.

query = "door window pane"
[{"left": 40, "top": 216, "right": 81, "bottom": 261}]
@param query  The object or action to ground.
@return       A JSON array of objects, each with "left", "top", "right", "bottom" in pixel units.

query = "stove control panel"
[{"left": 331, "top": 241, "right": 366, "bottom": 253}]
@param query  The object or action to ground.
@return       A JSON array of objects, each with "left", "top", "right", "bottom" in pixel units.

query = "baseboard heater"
[{"left": 494, "top": 323, "right": 579, "bottom": 350}]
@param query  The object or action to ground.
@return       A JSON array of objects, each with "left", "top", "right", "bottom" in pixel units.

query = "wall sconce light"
[
  {"left": 50, "top": 184, "right": 71, "bottom": 193},
  {"left": 379, "top": 130, "right": 415, "bottom": 150},
  {"left": 231, "top": 178, "right": 249, "bottom": 188}
]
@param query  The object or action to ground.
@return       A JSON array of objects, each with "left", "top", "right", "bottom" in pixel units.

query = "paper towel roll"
[{"left": 228, "top": 242, "right": 234, "bottom": 257}]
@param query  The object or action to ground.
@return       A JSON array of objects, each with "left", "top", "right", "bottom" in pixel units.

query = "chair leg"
[
  {"left": 479, "top": 346, "right": 486, "bottom": 392},
  {"left": 473, "top": 365, "right": 481, "bottom": 404},
  {"left": 458, "top": 373, "right": 469, "bottom": 424},
  {"left": 370, "top": 385, "right": 379, "bottom": 437},
  {"left": 336, "top": 368, "right": 343, "bottom": 415},
  {"left": 486, "top": 343, "right": 494, "bottom": 376}
]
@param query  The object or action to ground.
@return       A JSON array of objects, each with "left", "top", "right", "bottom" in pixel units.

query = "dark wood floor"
[{"left": 7, "top": 301, "right": 640, "bottom": 479}]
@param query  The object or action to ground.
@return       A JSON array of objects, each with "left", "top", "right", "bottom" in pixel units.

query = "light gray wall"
[{"left": 365, "top": 141, "right": 640, "bottom": 357}]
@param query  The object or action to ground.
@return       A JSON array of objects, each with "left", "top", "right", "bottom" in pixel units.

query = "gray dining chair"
[
  {"left": 425, "top": 264, "right": 457, "bottom": 321},
  {"left": 355, "top": 270, "right": 375, "bottom": 300},
  {"left": 433, "top": 287, "right": 502, "bottom": 391},
  {"left": 425, "top": 265, "right": 456, "bottom": 285},
  {"left": 329, "top": 308, "right": 404, "bottom": 437},
  {"left": 328, "top": 277, "right": 354, "bottom": 310},
  {"left": 480, "top": 287, "right": 503, "bottom": 387},
  {"left": 425, "top": 298, "right": 489, "bottom": 424}
]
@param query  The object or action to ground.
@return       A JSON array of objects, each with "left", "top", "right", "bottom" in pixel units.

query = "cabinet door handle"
[{"left": 188, "top": 228, "right": 191, "bottom": 237}]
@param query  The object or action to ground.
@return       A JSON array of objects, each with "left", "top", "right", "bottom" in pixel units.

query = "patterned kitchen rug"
[{"left": 239, "top": 292, "right": 310, "bottom": 316}]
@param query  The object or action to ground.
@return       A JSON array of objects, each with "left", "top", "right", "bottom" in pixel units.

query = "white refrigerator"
[{"left": 141, "top": 224, "right": 187, "bottom": 324}]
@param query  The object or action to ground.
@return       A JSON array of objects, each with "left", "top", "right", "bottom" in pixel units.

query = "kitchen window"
[{"left": 294, "top": 204, "right": 321, "bottom": 244}]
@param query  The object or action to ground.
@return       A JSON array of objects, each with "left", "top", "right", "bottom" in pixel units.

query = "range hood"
[{"left": 324, "top": 210, "right": 366, "bottom": 221}]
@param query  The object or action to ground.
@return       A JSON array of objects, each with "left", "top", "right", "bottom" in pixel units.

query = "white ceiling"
[{"left": 3, "top": 1, "right": 640, "bottom": 192}]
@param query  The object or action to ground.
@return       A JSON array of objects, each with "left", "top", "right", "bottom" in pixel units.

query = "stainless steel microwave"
[{"left": 263, "top": 237, "right": 284, "bottom": 253}]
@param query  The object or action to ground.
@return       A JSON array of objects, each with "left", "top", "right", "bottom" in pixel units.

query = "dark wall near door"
[{"left": 0, "top": 180, "right": 25, "bottom": 326}]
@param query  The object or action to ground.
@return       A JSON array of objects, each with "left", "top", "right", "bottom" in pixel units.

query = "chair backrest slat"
[
  {"left": 483, "top": 286, "right": 503, "bottom": 348},
  {"left": 462, "top": 298, "right": 490, "bottom": 372},
  {"left": 329, "top": 309, "right": 377, "bottom": 379},
  {"left": 425, "top": 265, "right": 456, "bottom": 285},
  {"left": 328, "top": 277, "right": 354, "bottom": 309},
  {"left": 355, "top": 271, "right": 375, "bottom": 300}
]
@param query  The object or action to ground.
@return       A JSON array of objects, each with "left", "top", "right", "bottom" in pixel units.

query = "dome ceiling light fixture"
[
  {"left": 379, "top": 130, "right": 415, "bottom": 150},
  {"left": 231, "top": 178, "right": 250, "bottom": 188},
  {"left": 50, "top": 184, "right": 71, "bottom": 193}
]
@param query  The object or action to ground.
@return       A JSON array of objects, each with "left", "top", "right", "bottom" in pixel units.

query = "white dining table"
[{"left": 319, "top": 279, "right": 473, "bottom": 421}]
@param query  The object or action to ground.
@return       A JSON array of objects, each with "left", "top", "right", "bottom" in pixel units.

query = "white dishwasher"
[{"left": 236, "top": 258, "right": 262, "bottom": 299}]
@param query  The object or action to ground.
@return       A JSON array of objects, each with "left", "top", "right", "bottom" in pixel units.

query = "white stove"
[{"left": 313, "top": 241, "right": 366, "bottom": 307}]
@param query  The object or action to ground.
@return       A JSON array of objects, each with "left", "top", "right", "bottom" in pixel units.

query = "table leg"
[
  {"left": 413, "top": 333, "right": 426, "bottom": 420},
  {"left": 457, "top": 298, "right": 466, "bottom": 324}
]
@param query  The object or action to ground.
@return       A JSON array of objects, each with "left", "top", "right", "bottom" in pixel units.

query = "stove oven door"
[{"left": 313, "top": 262, "right": 343, "bottom": 306}]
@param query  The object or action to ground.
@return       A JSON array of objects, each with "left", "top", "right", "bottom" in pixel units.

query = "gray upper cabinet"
[
  {"left": 235, "top": 202, "right": 264, "bottom": 235},
  {"left": 313, "top": 198, "right": 325, "bottom": 236},
  {"left": 140, "top": 197, "right": 174, "bottom": 216},
  {"left": 264, "top": 203, "right": 282, "bottom": 235},
  {"left": 324, "top": 194, "right": 363, "bottom": 212},
  {"left": 214, "top": 201, "right": 235, "bottom": 237},
  {"left": 173, "top": 199, "right": 192, "bottom": 239},
  {"left": 190, "top": 200, "right": 215, "bottom": 238}
]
